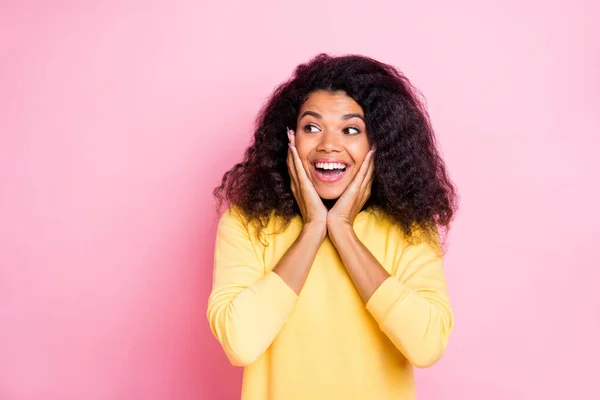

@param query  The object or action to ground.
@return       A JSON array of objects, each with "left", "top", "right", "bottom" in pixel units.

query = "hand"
[
  {"left": 287, "top": 128, "right": 328, "bottom": 232},
  {"left": 327, "top": 148, "right": 375, "bottom": 229}
]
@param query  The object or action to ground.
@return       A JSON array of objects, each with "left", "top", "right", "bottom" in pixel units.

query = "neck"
[
  {"left": 320, "top": 199, "right": 372, "bottom": 212},
  {"left": 321, "top": 198, "right": 337, "bottom": 210}
]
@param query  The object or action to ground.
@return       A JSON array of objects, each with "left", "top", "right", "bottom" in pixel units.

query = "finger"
[
  {"left": 288, "top": 128, "right": 296, "bottom": 147},
  {"left": 359, "top": 173, "right": 373, "bottom": 201},
  {"left": 288, "top": 128, "right": 321, "bottom": 202},
  {"left": 337, "top": 152, "right": 370, "bottom": 201},
  {"left": 290, "top": 142, "right": 311, "bottom": 186},
  {"left": 287, "top": 128, "right": 305, "bottom": 184},
  {"left": 360, "top": 152, "right": 375, "bottom": 193},
  {"left": 350, "top": 150, "right": 375, "bottom": 190},
  {"left": 359, "top": 160, "right": 375, "bottom": 205},
  {"left": 286, "top": 128, "right": 298, "bottom": 175},
  {"left": 287, "top": 147, "right": 299, "bottom": 192}
]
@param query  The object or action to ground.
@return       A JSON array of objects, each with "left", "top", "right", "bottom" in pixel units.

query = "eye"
[
  {"left": 344, "top": 127, "right": 361, "bottom": 135},
  {"left": 303, "top": 124, "right": 320, "bottom": 133}
]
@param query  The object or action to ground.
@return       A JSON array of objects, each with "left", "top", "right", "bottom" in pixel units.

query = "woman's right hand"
[{"left": 287, "top": 128, "right": 328, "bottom": 233}]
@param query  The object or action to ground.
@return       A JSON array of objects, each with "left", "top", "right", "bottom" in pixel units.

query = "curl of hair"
[{"left": 214, "top": 53, "right": 458, "bottom": 251}]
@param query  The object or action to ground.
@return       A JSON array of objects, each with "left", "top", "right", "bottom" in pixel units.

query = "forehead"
[{"left": 299, "top": 91, "right": 364, "bottom": 115}]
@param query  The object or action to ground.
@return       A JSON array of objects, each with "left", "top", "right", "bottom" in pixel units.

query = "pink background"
[{"left": 1, "top": 1, "right": 599, "bottom": 399}]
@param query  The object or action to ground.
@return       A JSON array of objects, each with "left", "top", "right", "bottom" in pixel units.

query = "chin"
[
  {"left": 311, "top": 168, "right": 353, "bottom": 201},
  {"left": 316, "top": 187, "right": 345, "bottom": 200},
  {"left": 319, "top": 195, "right": 340, "bottom": 201}
]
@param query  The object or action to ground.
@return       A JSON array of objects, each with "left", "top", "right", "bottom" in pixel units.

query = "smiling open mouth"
[{"left": 313, "top": 162, "right": 349, "bottom": 182}]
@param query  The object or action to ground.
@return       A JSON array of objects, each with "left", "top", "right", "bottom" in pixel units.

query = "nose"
[{"left": 316, "top": 128, "right": 342, "bottom": 153}]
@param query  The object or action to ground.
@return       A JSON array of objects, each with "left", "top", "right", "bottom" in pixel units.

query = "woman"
[{"left": 207, "top": 53, "right": 458, "bottom": 399}]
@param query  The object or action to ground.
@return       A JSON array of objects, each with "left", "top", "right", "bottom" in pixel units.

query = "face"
[{"left": 295, "top": 91, "right": 372, "bottom": 200}]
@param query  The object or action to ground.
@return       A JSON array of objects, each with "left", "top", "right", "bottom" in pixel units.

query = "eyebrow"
[{"left": 299, "top": 111, "right": 364, "bottom": 121}]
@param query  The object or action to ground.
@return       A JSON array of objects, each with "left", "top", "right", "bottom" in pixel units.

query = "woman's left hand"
[{"left": 327, "top": 149, "right": 376, "bottom": 228}]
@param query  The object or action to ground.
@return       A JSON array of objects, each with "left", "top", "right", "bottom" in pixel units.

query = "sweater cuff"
[
  {"left": 366, "top": 276, "right": 413, "bottom": 325},
  {"left": 253, "top": 271, "right": 298, "bottom": 318}
]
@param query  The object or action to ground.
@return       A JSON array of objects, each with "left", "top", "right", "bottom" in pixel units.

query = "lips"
[{"left": 311, "top": 158, "right": 350, "bottom": 183}]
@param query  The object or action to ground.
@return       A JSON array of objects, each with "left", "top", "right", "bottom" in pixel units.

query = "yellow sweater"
[{"left": 207, "top": 207, "right": 453, "bottom": 400}]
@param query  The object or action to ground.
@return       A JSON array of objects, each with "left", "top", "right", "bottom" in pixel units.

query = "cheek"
[
  {"left": 295, "top": 144, "right": 311, "bottom": 170},
  {"left": 295, "top": 137, "right": 315, "bottom": 166},
  {"left": 348, "top": 143, "right": 371, "bottom": 166}
]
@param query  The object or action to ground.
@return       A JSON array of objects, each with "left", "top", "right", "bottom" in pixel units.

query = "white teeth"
[{"left": 315, "top": 162, "right": 347, "bottom": 170}]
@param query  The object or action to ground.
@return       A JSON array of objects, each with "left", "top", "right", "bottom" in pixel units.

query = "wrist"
[
  {"left": 327, "top": 219, "right": 353, "bottom": 232},
  {"left": 327, "top": 221, "right": 354, "bottom": 244},
  {"left": 301, "top": 221, "right": 327, "bottom": 243}
]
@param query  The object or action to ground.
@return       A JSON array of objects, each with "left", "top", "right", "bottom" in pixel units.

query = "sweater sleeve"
[
  {"left": 206, "top": 208, "right": 298, "bottom": 367},
  {"left": 365, "top": 236, "right": 454, "bottom": 368}
]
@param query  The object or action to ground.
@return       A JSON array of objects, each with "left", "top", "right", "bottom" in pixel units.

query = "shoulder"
[
  {"left": 359, "top": 208, "right": 405, "bottom": 239},
  {"left": 215, "top": 206, "right": 245, "bottom": 231},
  {"left": 216, "top": 206, "right": 299, "bottom": 246},
  {"left": 361, "top": 208, "right": 443, "bottom": 256}
]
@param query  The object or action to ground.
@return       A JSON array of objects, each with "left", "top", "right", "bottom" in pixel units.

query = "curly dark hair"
[{"left": 214, "top": 53, "right": 458, "bottom": 248}]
